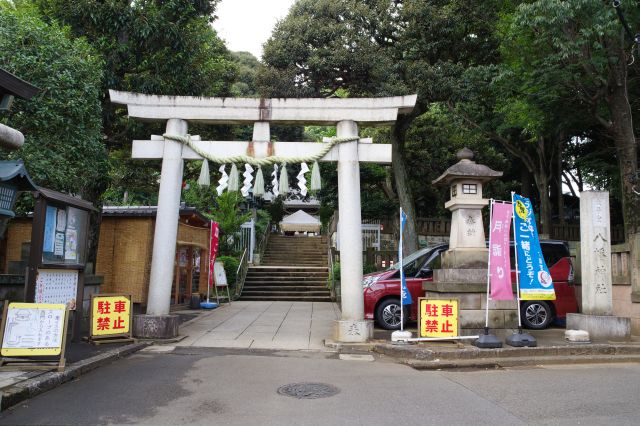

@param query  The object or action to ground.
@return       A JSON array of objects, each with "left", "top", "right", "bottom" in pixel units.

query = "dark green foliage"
[
  {"left": 33, "top": 0, "right": 237, "bottom": 205},
  {"left": 0, "top": 3, "right": 108, "bottom": 201},
  {"left": 254, "top": 209, "right": 271, "bottom": 239},
  {"left": 217, "top": 255, "right": 239, "bottom": 287},
  {"left": 267, "top": 197, "right": 285, "bottom": 225},
  {"left": 208, "top": 192, "right": 251, "bottom": 256}
]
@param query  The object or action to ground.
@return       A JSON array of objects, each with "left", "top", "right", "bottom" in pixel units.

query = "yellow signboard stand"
[
  {"left": 0, "top": 302, "right": 69, "bottom": 372},
  {"left": 418, "top": 298, "right": 460, "bottom": 339},
  {"left": 89, "top": 294, "right": 134, "bottom": 345}
]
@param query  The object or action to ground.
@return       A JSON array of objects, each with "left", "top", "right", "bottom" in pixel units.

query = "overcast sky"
[{"left": 213, "top": 0, "right": 297, "bottom": 60}]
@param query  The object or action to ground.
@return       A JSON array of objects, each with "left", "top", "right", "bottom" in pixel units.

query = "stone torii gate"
[{"left": 110, "top": 90, "right": 416, "bottom": 342}]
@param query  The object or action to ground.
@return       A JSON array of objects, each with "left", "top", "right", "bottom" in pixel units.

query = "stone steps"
[
  {"left": 240, "top": 295, "right": 333, "bottom": 302},
  {"left": 240, "top": 234, "right": 330, "bottom": 302}
]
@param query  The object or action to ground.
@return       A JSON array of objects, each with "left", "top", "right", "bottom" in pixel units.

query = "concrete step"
[
  {"left": 240, "top": 295, "right": 333, "bottom": 302},
  {"left": 243, "top": 285, "right": 328, "bottom": 291},
  {"left": 244, "top": 275, "right": 328, "bottom": 281},
  {"left": 244, "top": 282, "right": 327, "bottom": 288},
  {"left": 242, "top": 289, "right": 330, "bottom": 296}
]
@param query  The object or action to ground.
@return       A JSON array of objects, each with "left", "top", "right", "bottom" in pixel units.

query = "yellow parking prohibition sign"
[
  {"left": 90, "top": 294, "right": 134, "bottom": 343},
  {"left": 418, "top": 299, "right": 460, "bottom": 338}
]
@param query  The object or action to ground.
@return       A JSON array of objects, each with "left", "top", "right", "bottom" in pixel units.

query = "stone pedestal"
[
  {"left": 567, "top": 313, "right": 630, "bottom": 341},
  {"left": 441, "top": 249, "right": 488, "bottom": 269},
  {"left": 424, "top": 273, "right": 518, "bottom": 336},
  {"left": 133, "top": 314, "right": 179, "bottom": 339},
  {"left": 334, "top": 320, "right": 373, "bottom": 343}
]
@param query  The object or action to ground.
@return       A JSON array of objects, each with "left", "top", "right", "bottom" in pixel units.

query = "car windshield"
[{"left": 389, "top": 247, "right": 436, "bottom": 272}]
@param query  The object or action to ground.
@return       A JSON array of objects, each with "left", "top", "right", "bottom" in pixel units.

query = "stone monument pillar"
[{"left": 567, "top": 191, "right": 630, "bottom": 340}]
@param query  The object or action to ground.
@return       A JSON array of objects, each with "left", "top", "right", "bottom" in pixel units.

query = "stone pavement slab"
[{"left": 176, "top": 301, "right": 340, "bottom": 351}]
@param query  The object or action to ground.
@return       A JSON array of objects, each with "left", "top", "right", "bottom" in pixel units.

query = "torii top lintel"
[{"left": 109, "top": 90, "right": 417, "bottom": 126}]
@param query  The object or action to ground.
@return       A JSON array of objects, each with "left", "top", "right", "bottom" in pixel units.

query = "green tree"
[
  {"left": 259, "top": 0, "right": 502, "bottom": 254},
  {"left": 34, "top": 0, "right": 238, "bottom": 204},
  {"left": 0, "top": 2, "right": 107, "bottom": 202},
  {"left": 208, "top": 192, "right": 251, "bottom": 255},
  {"left": 500, "top": 0, "right": 638, "bottom": 234}
]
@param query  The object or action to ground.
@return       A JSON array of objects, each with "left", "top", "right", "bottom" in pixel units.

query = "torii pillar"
[{"left": 110, "top": 90, "right": 416, "bottom": 341}]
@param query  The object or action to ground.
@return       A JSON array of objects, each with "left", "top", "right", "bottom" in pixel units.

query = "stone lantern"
[{"left": 432, "top": 148, "right": 502, "bottom": 269}]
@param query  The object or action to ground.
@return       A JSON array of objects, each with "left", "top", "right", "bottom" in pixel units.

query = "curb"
[
  {"left": 373, "top": 343, "right": 640, "bottom": 369},
  {"left": 0, "top": 341, "right": 150, "bottom": 412},
  {"left": 404, "top": 354, "right": 640, "bottom": 370}
]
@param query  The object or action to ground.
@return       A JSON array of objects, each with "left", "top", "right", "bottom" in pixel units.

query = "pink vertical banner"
[
  {"left": 208, "top": 222, "right": 220, "bottom": 288},
  {"left": 489, "top": 203, "right": 513, "bottom": 300}
]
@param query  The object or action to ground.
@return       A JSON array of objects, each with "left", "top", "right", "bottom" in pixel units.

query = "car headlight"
[{"left": 362, "top": 276, "right": 380, "bottom": 288}]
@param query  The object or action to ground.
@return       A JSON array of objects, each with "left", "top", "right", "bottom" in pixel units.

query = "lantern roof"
[
  {"left": 0, "top": 160, "right": 37, "bottom": 191},
  {"left": 432, "top": 148, "right": 502, "bottom": 186}
]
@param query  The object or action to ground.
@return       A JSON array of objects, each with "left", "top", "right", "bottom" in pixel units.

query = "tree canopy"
[{"left": 0, "top": 2, "right": 107, "bottom": 200}]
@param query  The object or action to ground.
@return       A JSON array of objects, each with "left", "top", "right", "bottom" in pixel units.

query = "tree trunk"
[
  {"left": 533, "top": 171, "right": 552, "bottom": 237},
  {"left": 390, "top": 117, "right": 419, "bottom": 255},
  {"left": 556, "top": 142, "right": 565, "bottom": 224},
  {"left": 520, "top": 166, "right": 533, "bottom": 199},
  {"left": 607, "top": 51, "right": 638, "bottom": 237},
  {"left": 605, "top": 42, "right": 639, "bottom": 299}
]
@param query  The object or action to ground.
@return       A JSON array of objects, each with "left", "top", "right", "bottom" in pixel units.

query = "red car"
[{"left": 363, "top": 241, "right": 578, "bottom": 330}]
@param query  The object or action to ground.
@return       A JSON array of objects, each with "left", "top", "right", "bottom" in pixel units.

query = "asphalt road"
[{"left": 1, "top": 347, "right": 639, "bottom": 425}]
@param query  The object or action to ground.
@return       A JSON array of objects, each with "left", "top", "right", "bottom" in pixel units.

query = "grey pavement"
[
  {"left": 176, "top": 301, "right": 341, "bottom": 350},
  {"left": 1, "top": 346, "right": 640, "bottom": 425}
]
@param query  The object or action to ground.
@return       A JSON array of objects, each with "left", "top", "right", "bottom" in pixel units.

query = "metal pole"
[
  {"left": 511, "top": 192, "right": 523, "bottom": 328},
  {"left": 485, "top": 199, "right": 494, "bottom": 329},
  {"left": 399, "top": 207, "right": 404, "bottom": 332}
]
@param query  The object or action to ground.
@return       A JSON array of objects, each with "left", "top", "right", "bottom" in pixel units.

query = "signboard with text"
[
  {"left": 418, "top": 298, "right": 459, "bottom": 338},
  {"left": 0, "top": 303, "right": 67, "bottom": 357},
  {"left": 90, "top": 294, "right": 132, "bottom": 339},
  {"left": 513, "top": 194, "right": 555, "bottom": 300}
]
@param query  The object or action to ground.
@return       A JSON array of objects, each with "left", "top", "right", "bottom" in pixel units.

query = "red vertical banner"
[
  {"left": 208, "top": 222, "right": 220, "bottom": 288},
  {"left": 489, "top": 203, "right": 514, "bottom": 300}
]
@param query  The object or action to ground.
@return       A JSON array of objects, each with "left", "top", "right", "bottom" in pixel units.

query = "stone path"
[{"left": 175, "top": 301, "right": 340, "bottom": 350}]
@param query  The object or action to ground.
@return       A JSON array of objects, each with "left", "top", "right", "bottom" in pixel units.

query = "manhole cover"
[{"left": 277, "top": 383, "right": 340, "bottom": 399}]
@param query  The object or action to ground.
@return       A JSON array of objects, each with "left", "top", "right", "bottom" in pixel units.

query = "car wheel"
[
  {"left": 375, "top": 298, "right": 407, "bottom": 330},
  {"left": 521, "top": 301, "right": 553, "bottom": 330}
]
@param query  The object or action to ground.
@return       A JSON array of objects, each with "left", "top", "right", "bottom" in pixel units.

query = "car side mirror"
[{"left": 417, "top": 267, "right": 432, "bottom": 279}]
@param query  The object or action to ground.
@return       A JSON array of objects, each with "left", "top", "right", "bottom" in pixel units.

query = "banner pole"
[
  {"left": 511, "top": 192, "right": 523, "bottom": 329},
  {"left": 484, "top": 199, "right": 494, "bottom": 329},
  {"left": 399, "top": 207, "right": 404, "bottom": 332},
  {"left": 207, "top": 224, "right": 213, "bottom": 304}
]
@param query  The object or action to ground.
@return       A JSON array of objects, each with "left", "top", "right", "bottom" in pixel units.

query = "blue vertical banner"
[
  {"left": 512, "top": 194, "right": 556, "bottom": 300},
  {"left": 399, "top": 208, "right": 412, "bottom": 305}
]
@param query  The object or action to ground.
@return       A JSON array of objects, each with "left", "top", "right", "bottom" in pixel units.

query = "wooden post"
[
  {"left": 186, "top": 247, "right": 193, "bottom": 299},
  {"left": 173, "top": 249, "right": 180, "bottom": 305},
  {"left": 199, "top": 248, "right": 208, "bottom": 296}
]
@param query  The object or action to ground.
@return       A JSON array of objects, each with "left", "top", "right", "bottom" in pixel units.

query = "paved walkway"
[{"left": 176, "top": 301, "right": 341, "bottom": 351}]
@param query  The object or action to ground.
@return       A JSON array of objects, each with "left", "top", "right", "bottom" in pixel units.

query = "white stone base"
[
  {"left": 391, "top": 330, "right": 413, "bottom": 342},
  {"left": 565, "top": 329, "right": 590, "bottom": 343},
  {"left": 334, "top": 320, "right": 374, "bottom": 343}
]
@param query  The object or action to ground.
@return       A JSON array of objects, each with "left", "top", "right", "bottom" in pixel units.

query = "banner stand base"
[
  {"left": 391, "top": 330, "right": 412, "bottom": 343},
  {"left": 505, "top": 328, "right": 537, "bottom": 347},
  {"left": 473, "top": 327, "right": 502, "bottom": 348}
]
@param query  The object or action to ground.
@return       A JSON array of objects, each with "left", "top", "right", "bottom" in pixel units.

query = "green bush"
[
  {"left": 363, "top": 263, "right": 378, "bottom": 275},
  {"left": 255, "top": 209, "right": 271, "bottom": 237},
  {"left": 327, "top": 262, "right": 340, "bottom": 289},
  {"left": 328, "top": 262, "right": 377, "bottom": 289},
  {"left": 218, "top": 255, "right": 240, "bottom": 287}
]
